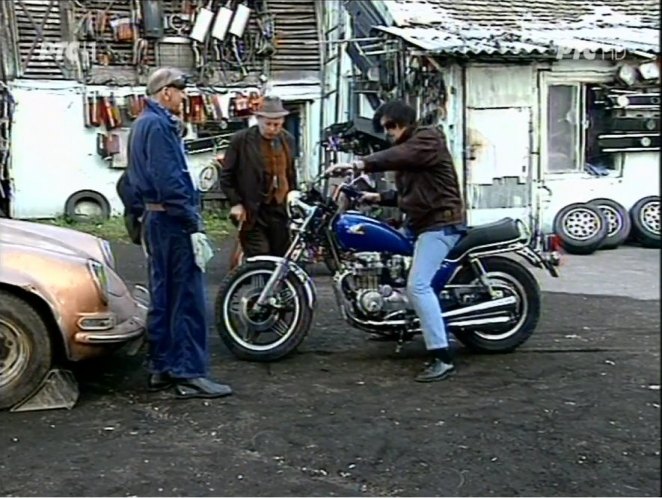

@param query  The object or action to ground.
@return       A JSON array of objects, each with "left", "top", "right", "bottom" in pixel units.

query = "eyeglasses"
[
  {"left": 166, "top": 78, "right": 187, "bottom": 90},
  {"left": 382, "top": 120, "right": 398, "bottom": 130}
]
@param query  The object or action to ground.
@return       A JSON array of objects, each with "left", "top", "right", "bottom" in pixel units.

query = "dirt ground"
[{"left": 0, "top": 242, "right": 660, "bottom": 497}]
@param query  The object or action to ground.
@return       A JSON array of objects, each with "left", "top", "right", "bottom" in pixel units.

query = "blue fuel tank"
[{"left": 333, "top": 212, "right": 414, "bottom": 255}]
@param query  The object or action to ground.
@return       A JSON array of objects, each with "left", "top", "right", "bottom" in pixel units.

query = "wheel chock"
[{"left": 10, "top": 369, "right": 79, "bottom": 412}]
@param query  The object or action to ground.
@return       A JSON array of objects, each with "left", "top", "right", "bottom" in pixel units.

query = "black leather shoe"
[
  {"left": 414, "top": 359, "right": 455, "bottom": 383},
  {"left": 148, "top": 372, "right": 174, "bottom": 391},
  {"left": 174, "top": 377, "right": 233, "bottom": 399}
]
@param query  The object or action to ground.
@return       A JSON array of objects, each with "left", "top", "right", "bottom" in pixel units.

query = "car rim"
[
  {"left": 0, "top": 318, "right": 31, "bottom": 389},
  {"left": 596, "top": 205, "right": 622, "bottom": 237},
  {"left": 639, "top": 200, "right": 660, "bottom": 235},
  {"left": 562, "top": 208, "right": 602, "bottom": 241},
  {"left": 222, "top": 269, "right": 301, "bottom": 352}
]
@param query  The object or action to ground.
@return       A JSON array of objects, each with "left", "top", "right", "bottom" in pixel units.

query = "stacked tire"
[
  {"left": 628, "top": 195, "right": 660, "bottom": 248},
  {"left": 553, "top": 195, "right": 660, "bottom": 254},
  {"left": 553, "top": 202, "right": 609, "bottom": 255}
]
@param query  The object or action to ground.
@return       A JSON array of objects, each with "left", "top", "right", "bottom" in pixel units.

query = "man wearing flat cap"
[
  {"left": 124, "top": 67, "right": 233, "bottom": 399},
  {"left": 219, "top": 95, "right": 297, "bottom": 257}
]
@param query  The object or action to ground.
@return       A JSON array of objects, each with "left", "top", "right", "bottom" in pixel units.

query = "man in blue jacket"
[{"left": 126, "top": 67, "right": 232, "bottom": 399}]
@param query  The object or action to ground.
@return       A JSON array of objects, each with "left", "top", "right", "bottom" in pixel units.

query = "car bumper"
[{"left": 73, "top": 285, "right": 149, "bottom": 345}]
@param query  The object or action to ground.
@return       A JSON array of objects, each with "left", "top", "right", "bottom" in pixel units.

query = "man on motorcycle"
[{"left": 325, "top": 100, "right": 466, "bottom": 383}]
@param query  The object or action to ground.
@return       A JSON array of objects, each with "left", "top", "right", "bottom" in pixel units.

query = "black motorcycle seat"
[{"left": 446, "top": 218, "right": 524, "bottom": 261}]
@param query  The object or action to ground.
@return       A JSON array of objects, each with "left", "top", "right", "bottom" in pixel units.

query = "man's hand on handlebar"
[
  {"left": 358, "top": 192, "right": 381, "bottom": 204},
  {"left": 324, "top": 160, "right": 366, "bottom": 178}
]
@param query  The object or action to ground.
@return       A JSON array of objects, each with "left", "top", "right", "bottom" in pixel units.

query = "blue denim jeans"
[{"left": 407, "top": 226, "right": 462, "bottom": 350}]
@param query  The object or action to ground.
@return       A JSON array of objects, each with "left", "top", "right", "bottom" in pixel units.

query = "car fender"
[
  {"left": 0, "top": 267, "right": 72, "bottom": 358},
  {"left": 244, "top": 255, "right": 317, "bottom": 309}
]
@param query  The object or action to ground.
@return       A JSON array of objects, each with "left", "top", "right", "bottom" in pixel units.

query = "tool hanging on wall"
[
  {"left": 190, "top": 0, "right": 215, "bottom": 43},
  {"left": 141, "top": 0, "right": 165, "bottom": 38},
  {"left": 211, "top": 1, "right": 235, "bottom": 41},
  {"left": 229, "top": 2, "right": 251, "bottom": 37}
]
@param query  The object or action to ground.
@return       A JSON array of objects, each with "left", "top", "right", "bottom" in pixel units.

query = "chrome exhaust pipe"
[
  {"left": 442, "top": 296, "right": 517, "bottom": 319},
  {"left": 447, "top": 315, "right": 512, "bottom": 328}
]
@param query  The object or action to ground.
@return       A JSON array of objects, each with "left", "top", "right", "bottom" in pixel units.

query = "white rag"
[{"left": 191, "top": 232, "right": 215, "bottom": 273}]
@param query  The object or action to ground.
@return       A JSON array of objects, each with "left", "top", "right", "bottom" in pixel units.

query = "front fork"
[{"left": 254, "top": 232, "right": 305, "bottom": 308}]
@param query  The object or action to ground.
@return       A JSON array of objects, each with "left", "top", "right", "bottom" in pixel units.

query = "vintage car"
[{"left": 0, "top": 217, "right": 148, "bottom": 410}]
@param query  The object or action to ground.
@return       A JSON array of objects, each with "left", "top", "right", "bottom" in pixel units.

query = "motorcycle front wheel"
[{"left": 215, "top": 261, "right": 313, "bottom": 362}]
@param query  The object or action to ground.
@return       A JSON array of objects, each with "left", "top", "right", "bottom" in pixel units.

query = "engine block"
[{"left": 348, "top": 252, "right": 412, "bottom": 317}]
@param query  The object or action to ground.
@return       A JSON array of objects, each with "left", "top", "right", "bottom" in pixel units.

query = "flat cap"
[{"left": 146, "top": 67, "right": 188, "bottom": 95}]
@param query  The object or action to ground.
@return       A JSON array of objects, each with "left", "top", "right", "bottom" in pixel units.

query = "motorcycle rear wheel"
[
  {"left": 450, "top": 256, "right": 541, "bottom": 353},
  {"left": 215, "top": 261, "right": 313, "bottom": 362}
]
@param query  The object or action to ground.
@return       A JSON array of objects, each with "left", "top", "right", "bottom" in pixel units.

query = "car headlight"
[
  {"left": 88, "top": 259, "right": 109, "bottom": 304},
  {"left": 99, "top": 238, "right": 115, "bottom": 269}
]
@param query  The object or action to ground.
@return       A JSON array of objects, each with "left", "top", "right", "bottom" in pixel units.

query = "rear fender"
[
  {"left": 0, "top": 269, "right": 71, "bottom": 358},
  {"left": 244, "top": 256, "right": 317, "bottom": 309}
]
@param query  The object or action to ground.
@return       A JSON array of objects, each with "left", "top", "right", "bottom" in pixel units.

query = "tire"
[
  {"left": 450, "top": 256, "right": 541, "bottom": 353},
  {"left": 630, "top": 196, "right": 660, "bottom": 248},
  {"left": 587, "top": 198, "right": 632, "bottom": 250},
  {"left": 553, "top": 202, "right": 609, "bottom": 255},
  {"left": 0, "top": 290, "right": 53, "bottom": 410},
  {"left": 215, "top": 261, "right": 313, "bottom": 362},
  {"left": 64, "top": 190, "right": 111, "bottom": 222}
]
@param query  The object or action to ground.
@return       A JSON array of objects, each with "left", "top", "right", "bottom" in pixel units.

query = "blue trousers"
[
  {"left": 143, "top": 212, "right": 209, "bottom": 378},
  {"left": 407, "top": 226, "right": 461, "bottom": 351}
]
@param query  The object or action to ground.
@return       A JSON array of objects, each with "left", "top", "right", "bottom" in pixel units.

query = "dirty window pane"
[{"left": 547, "top": 85, "right": 580, "bottom": 172}]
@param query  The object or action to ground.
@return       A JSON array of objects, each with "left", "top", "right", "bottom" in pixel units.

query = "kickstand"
[{"left": 394, "top": 330, "right": 408, "bottom": 354}]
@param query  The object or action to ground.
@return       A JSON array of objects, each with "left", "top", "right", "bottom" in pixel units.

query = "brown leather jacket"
[
  {"left": 219, "top": 126, "right": 297, "bottom": 217},
  {"left": 362, "top": 126, "right": 465, "bottom": 234}
]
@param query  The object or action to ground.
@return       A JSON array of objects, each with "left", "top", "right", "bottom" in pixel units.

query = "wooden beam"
[{"left": 0, "top": 2, "right": 19, "bottom": 79}]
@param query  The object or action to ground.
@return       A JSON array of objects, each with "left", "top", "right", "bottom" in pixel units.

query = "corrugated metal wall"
[
  {"left": 267, "top": 0, "right": 320, "bottom": 74},
  {"left": 8, "top": 0, "right": 321, "bottom": 82}
]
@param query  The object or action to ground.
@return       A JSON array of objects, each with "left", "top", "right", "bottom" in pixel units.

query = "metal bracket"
[{"left": 10, "top": 369, "right": 79, "bottom": 412}]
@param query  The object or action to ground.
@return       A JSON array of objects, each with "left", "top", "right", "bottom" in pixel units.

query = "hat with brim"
[{"left": 254, "top": 96, "right": 289, "bottom": 118}]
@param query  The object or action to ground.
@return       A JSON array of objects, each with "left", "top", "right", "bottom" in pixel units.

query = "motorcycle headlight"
[
  {"left": 88, "top": 259, "right": 109, "bottom": 304},
  {"left": 98, "top": 238, "right": 115, "bottom": 269},
  {"left": 286, "top": 190, "right": 308, "bottom": 220}
]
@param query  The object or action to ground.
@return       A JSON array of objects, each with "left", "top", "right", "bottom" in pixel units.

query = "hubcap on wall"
[{"left": 562, "top": 208, "right": 601, "bottom": 241}]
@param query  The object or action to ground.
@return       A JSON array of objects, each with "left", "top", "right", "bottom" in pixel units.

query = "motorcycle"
[{"left": 215, "top": 169, "right": 561, "bottom": 362}]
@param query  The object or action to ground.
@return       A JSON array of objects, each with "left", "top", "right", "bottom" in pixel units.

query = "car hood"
[{"left": 0, "top": 218, "right": 103, "bottom": 261}]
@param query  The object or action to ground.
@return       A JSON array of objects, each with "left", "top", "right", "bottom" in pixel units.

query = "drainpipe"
[
  {"left": 461, "top": 62, "right": 469, "bottom": 208},
  {"left": 316, "top": 0, "right": 328, "bottom": 174}
]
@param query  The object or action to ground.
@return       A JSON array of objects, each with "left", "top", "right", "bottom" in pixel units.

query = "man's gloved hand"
[{"left": 191, "top": 232, "right": 215, "bottom": 273}]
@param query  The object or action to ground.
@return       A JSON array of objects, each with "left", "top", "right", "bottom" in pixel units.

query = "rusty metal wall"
[{"left": 464, "top": 64, "right": 537, "bottom": 213}]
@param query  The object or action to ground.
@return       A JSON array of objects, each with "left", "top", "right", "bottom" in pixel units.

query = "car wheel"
[
  {"left": 0, "top": 290, "right": 53, "bottom": 410},
  {"left": 64, "top": 190, "right": 111, "bottom": 222},
  {"left": 553, "top": 202, "right": 609, "bottom": 255},
  {"left": 587, "top": 198, "right": 632, "bottom": 250},
  {"left": 630, "top": 195, "right": 660, "bottom": 248}
]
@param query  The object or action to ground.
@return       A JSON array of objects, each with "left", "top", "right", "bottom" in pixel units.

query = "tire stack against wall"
[{"left": 552, "top": 195, "right": 660, "bottom": 255}]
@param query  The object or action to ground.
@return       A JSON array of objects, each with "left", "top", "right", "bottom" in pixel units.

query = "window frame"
[{"left": 542, "top": 82, "right": 585, "bottom": 174}]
